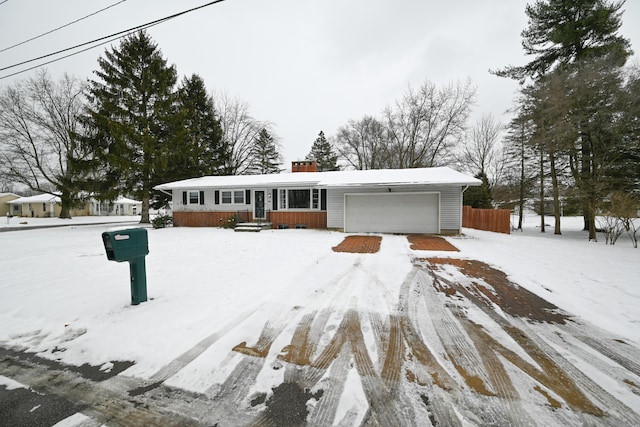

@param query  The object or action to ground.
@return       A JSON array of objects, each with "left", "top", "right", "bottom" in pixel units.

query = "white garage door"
[{"left": 344, "top": 192, "right": 439, "bottom": 233}]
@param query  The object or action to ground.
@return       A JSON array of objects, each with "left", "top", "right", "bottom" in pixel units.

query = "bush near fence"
[{"left": 462, "top": 206, "right": 511, "bottom": 234}]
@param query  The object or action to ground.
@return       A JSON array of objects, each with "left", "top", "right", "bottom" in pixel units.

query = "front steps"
[{"left": 234, "top": 222, "right": 272, "bottom": 232}]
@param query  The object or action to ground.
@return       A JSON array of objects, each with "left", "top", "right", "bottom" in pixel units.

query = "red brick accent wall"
[
  {"left": 269, "top": 211, "right": 327, "bottom": 229},
  {"left": 173, "top": 211, "right": 252, "bottom": 227}
]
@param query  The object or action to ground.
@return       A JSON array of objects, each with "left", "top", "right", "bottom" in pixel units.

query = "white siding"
[{"left": 327, "top": 185, "right": 463, "bottom": 232}]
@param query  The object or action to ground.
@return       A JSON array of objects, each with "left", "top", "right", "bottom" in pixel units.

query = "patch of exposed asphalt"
[
  {"left": 0, "top": 383, "right": 85, "bottom": 427},
  {"left": 264, "top": 382, "right": 324, "bottom": 426},
  {"left": 0, "top": 347, "right": 134, "bottom": 381}
]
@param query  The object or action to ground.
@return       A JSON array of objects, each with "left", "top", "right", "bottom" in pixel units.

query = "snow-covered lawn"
[
  {"left": 0, "top": 215, "right": 638, "bottom": 425},
  {"left": 454, "top": 215, "right": 640, "bottom": 345}
]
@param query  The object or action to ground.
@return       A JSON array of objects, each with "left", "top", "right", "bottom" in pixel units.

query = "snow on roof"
[
  {"left": 113, "top": 197, "right": 141, "bottom": 205},
  {"left": 8, "top": 194, "right": 61, "bottom": 204},
  {"left": 155, "top": 167, "right": 481, "bottom": 190}
]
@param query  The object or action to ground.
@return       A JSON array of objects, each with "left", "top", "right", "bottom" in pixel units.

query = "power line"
[
  {"left": 0, "top": 0, "right": 9, "bottom": 6},
  {"left": 0, "top": 0, "right": 227, "bottom": 80},
  {"left": 0, "top": 21, "right": 166, "bottom": 80},
  {"left": 0, "top": 0, "right": 128, "bottom": 54}
]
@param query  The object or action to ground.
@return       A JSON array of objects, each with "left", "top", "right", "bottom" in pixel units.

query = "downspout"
[{"left": 460, "top": 185, "right": 469, "bottom": 234}]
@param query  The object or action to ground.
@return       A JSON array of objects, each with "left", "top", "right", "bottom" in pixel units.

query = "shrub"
[{"left": 152, "top": 214, "right": 173, "bottom": 229}]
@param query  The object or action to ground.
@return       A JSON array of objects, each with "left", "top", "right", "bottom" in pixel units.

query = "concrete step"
[{"left": 234, "top": 222, "right": 272, "bottom": 232}]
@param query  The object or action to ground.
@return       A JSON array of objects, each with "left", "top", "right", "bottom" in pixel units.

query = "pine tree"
[
  {"left": 251, "top": 128, "right": 282, "bottom": 174},
  {"left": 174, "top": 74, "right": 227, "bottom": 176},
  {"left": 306, "top": 131, "right": 339, "bottom": 171},
  {"left": 494, "top": 0, "right": 631, "bottom": 80},
  {"left": 84, "top": 31, "right": 179, "bottom": 223},
  {"left": 463, "top": 172, "right": 493, "bottom": 209}
]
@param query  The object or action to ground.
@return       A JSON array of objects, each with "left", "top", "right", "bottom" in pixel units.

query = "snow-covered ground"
[
  {"left": 454, "top": 215, "right": 640, "bottom": 345},
  {"left": 0, "top": 215, "right": 638, "bottom": 425}
]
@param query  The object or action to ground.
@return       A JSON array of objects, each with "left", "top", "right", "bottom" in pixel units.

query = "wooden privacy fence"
[{"left": 462, "top": 206, "right": 511, "bottom": 234}]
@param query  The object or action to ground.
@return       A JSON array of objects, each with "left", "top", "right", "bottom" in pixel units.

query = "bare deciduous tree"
[
  {"left": 334, "top": 79, "right": 476, "bottom": 170},
  {"left": 0, "top": 70, "right": 88, "bottom": 218},
  {"left": 385, "top": 79, "right": 476, "bottom": 168},
  {"left": 212, "top": 91, "right": 270, "bottom": 175},
  {"left": 459, "top": 114, "right": 504, "bottom": 184},
  {"left": 334, "top": 116, "right": 388, "bottom": 170}
]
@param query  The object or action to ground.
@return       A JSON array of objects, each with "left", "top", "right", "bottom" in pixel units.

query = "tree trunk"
[
  {"left": 140, "top": 187, "right": 150, "bottom": 224},
  {"left": 59, "top": 190, "right": 72, "bottom": 219},
  {"left": 539, "top": 151, "right": 545, "bottom": 233},
  {"left": 517, "top": 139, "right": 525, "bottom": 230},
  {"left": 549, "top": 152, "right": 561, "bottom": 235}
]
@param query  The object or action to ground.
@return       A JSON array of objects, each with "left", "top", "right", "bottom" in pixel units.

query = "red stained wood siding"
[
  {"left": 269, "top": 211, "right": 327, "bottom": 229},
  {"left": 173, "top": 211, "right": 251, "bottom": 227}
]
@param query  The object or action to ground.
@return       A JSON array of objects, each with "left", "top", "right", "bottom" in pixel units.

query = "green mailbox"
[{"left": 102, "top": 228, "right": 149, "bottom": 305}]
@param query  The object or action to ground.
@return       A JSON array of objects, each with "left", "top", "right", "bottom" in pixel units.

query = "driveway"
[{"left": 1, "top": 233, "right": 639, "bottom": 426}]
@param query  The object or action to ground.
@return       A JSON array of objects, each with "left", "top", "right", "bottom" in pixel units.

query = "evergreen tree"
[
  {"left": 494, "top": 0, "right": 632, "bottom": 80},
  {"left": 175, "top": 74, "right": 226, "bottom": 176},
  {"left": 306, "top": 131, "right": 339, "bottom": 171},
  {"left": 83, "top": 31, "right": 179, "bottom": 223},
  {"left": 463, "top": 172, "right": 493, "bottom": 209},
  {"left": 251, "top": 128, "right": 281, "bottom": 174}
]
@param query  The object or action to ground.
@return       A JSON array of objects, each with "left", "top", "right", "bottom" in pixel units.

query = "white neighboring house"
[
  {"left": 90, "top": 197, "right": 142, "bottom": 216},
  {"left": 7, "top": 194, "right": 141, "bottom": 217},
  {"left": 155, "top": 162, "right": 481, "bottom": 234}
]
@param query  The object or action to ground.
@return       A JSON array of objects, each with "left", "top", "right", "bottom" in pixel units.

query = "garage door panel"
[{"left": 344, "top": 193, "right": 439, "bottom": 233}]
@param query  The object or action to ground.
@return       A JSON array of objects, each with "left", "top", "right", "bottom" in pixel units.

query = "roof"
[
  {"left": 113, "top": 197, "right": 141, "bottom": 205},
  {"left": 8, "top": 194, "right": 61, "bottom": 204},
  {"left": 155, "top": 167, "right": 481, "bottom": 191}
]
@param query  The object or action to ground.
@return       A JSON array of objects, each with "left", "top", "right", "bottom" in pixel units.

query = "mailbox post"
[{"left": 101, "top": 228, "right": 149, "bottom": 305}]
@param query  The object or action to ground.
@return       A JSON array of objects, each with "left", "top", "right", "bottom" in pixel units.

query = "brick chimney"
[{"left": 292, "top": 160, "right": 318, "bottom": 173}]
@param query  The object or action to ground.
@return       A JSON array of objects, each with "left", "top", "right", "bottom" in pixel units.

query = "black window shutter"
[
  {"left": 214, "top": 190, "right": 219, "bottom": 205},
  {"left": 272, "top": 189, "right": 278, "bottom": 210},
  {"left": 199, "top": 191, "right": 205, "bottom": 205},
  {"left": 321, "top": 189, "right": 327, "bottom": 211},
  {"left": 182, "top": 191, "right": 187, "bottom": 205},
  {"left": 246, "top": 189, "right": 251, "bottom": 205}
]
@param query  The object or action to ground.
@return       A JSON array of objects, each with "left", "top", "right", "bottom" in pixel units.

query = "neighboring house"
[
  {"left": 89, "top": 197, "right": 142, "bottom": 216},
  {"left": 155, "top": 161, "right": 481, "bottom": 234},
  {"left": 8, "top": 194, "right": 141, "bottom": 217},
  {"left": 8, "top": 194, "right": 65, "bottom": 218},
  {"left": 0, "top": 193, "right": 20, "bottom": 217}
]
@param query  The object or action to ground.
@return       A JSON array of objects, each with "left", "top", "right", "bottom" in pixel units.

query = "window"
[
  {"left": 184, "top": 190, "right": 204, "bottom": 205},
  {"left": 312, "top": 189, "right": 319, "bottom": 209},
  {"left": 189, "top": 191, "right": 200, "bottom": 204},
  {"left": 42, "top": 203, "right": 47, "bottom": 212},
  {"left": 221, "top": 190, "right": 244, "bottom": 204},
  {"left": 279, "top": 189, "right": 287, "bottom": 210},
  {"left": 288, "top": 189, "right": 311, "bottom": 209},
  {"left": 233, "top": 190, "right": 244, "bottom": 204}
]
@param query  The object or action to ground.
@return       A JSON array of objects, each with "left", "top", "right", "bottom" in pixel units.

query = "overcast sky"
[{"left": 1, "top": 0, "right": 639, "bottom": 168}]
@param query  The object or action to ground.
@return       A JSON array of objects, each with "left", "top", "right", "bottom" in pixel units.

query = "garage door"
[{"left": 344, "top": 192, "right": 439, "bottom": 233}]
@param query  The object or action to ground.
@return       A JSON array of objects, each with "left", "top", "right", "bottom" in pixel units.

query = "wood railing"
[{"left": 462, "top": 206, "right": 511, "bottom": 234}]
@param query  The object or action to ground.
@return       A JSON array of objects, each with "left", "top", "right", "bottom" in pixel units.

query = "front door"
[{"left": 254, "top": 190, "right": 265, "bottom": 220}]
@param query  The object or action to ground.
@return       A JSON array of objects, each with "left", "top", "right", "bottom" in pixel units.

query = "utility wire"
[
  {"left": 0, "top": 0, "right": 227, "bottom": 79},
  {"left": 0, "top": 0, "right": 128, "bottom": 54},
  {"left": 0, "top": 0, "right": 9, "bottom": 6},
  {"left": 0, "top": 21, "right": 165, "bottom": 80}
]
